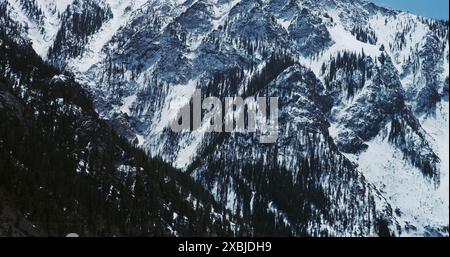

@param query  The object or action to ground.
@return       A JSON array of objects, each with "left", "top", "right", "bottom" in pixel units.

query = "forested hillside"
[{"left": 0, "top": 8, "right": 243, "bottom": 236}]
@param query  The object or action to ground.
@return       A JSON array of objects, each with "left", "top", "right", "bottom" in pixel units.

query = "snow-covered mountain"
[
  {"left": 1, "top": 2, "right": 247, "bottom": 236},
  {"left": 2, "top": 0, "right": 448, "bottom": 236}
]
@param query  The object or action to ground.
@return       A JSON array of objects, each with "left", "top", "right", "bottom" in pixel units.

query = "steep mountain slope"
[
  {"left": 2, "top": 0, "right": 449, "bottom": 236},
  {"left": 0, "top": 5, "right": 243, "bottom": 236},
  {"left": 184, "top": 62, "right": 397, "bottom": 236}
]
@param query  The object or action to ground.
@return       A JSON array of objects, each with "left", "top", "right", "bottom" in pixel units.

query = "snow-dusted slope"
[
  {"left": 352, "top": 99, "right": 449, "bottom": 236},
  {"left": 67, "top": 0, "right": 148, "bottom": 72},
  {"left": 3, "top": 0, "right": 448, "bottom": 236}
]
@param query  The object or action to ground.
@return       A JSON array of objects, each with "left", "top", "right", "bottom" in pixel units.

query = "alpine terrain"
[{"left": 0, "top": 0, "right": 448, "bottom": 237}]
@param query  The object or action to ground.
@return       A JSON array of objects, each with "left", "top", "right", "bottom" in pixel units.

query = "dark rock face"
[{"left": 288, "top": 9, "right": 333, "bottom": 55}]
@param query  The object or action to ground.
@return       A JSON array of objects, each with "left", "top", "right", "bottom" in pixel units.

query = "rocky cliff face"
[{"left": 1, "top": 0, "right": 449, "bottom": 236}]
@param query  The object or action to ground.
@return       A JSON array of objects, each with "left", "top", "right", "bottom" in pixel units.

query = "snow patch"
[
  {"left": 119, "top": 94, "right": 137, "bottom": 116},
  {"left": 356, "top": 119, "right": 449, "bottom": 236},
  {"left": 298, "top": 20, "right": 381, "bottom": 76}
]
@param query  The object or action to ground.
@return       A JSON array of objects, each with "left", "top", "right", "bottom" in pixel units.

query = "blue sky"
[{"left": 370, "top": 0, "right": 449, "bottom": 20}]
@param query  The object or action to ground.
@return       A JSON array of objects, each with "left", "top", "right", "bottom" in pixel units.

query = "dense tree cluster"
[
  {"left": 388, "top": 114, "right": 439, "bottom": 180},
  {"left": 421, "top": 17, "right": 449, "bottom": 39},
  {"left": 48, "top": 0, "right": 113, "bottom": 66},
  {"left": 188, "top": 129, "right": 390, "bottom": 237},
  {"left": 351, "top": 26, "right": 378, "bottom": 45},
  {"left": 243, "top": 51, "right": 296, "bottom": 97},
  {"left": 0, "top": 19, "right": 242, "bottom": 236},
  {"left": 202, "top": 50, "right": 296, "bottom": 98},
  {"left": 323, "top": 51, "right": 372, "bottom": 98}
]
